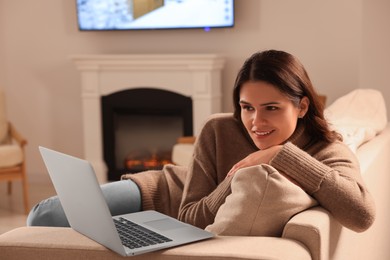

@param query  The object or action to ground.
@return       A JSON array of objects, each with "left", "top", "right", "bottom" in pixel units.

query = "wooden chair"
[{"left": 0, "top": 90, "right": 29, "bottom": 214}]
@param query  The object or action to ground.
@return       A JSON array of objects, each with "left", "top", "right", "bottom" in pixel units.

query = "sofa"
[{"left": 1, "top": 89, "right": 389, "bottom": 260}]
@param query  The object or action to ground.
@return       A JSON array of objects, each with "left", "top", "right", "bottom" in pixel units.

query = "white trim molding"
[{"left": 72, "top": 54, "right": 225, "bottom": 183}]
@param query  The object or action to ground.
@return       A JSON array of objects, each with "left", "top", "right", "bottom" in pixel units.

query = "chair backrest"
[{"left": 0, "top": 88, "right": 9, "bottom": 144}]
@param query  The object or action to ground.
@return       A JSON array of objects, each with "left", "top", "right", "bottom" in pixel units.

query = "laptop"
[{"left": 38, "top": 146, "right": 213, "bottom": 256}]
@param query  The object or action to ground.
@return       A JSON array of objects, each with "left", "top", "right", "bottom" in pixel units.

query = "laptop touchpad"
[{"left": 144, "top": 218, "right": 185, "bottom": 231}]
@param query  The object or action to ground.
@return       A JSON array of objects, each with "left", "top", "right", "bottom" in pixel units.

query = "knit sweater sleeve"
[
  {"left": 177, "top": 115, "right": 253, "bottom": 229},
  {"left": 270, "top": 141, "right": 376, "bottom": 232}
]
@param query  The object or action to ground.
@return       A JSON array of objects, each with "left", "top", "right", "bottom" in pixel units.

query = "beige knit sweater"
[{"left": 123, "top": 113, "right": 375, "bottom": 233}]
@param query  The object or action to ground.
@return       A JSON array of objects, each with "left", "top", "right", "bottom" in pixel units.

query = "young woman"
[{"left": 28, "top": 50, "right": 375, "bottom": 233}]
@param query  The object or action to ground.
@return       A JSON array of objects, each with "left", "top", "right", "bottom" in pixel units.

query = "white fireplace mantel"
[{"left": 72, "top": 54, "right": 225, "bottom": 183}]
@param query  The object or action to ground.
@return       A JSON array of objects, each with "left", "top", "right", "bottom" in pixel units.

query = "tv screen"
[{"left": 76, "top": 0, "right": 235, "bottom": 31}]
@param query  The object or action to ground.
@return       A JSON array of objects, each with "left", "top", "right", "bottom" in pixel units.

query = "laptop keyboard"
[{"left": 114, "top": 217, "right": 172, "bottom": 249}]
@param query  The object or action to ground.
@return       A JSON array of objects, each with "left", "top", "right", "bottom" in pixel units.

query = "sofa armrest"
[
  {"left": 0, "top": 227, "right": 312, "bottom": 260},
  {"left": 282, "top": 206, "right": 342, "bottom": 260}
]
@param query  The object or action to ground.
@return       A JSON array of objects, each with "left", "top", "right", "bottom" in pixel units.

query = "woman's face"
[{"left": 239, "top": 81, "right": 308, "bottom": 150}]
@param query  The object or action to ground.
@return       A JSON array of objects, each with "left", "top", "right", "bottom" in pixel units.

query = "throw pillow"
[
  {"left": 325, "top": 89, "right": 388, "bottom": 152},
  {"left": 205, "top": 164, "right": 317, "bottom": 237},
  {"left": 0, "top": 144, "right": 23, "bottom": 168}
]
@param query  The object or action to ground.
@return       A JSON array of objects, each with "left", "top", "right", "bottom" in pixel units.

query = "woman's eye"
[
  {"left": 266, "top": 106, "right": 278, "bottom": 111},
  {"left": 242, "top": 105, "right": 254, "bottom": 111}
]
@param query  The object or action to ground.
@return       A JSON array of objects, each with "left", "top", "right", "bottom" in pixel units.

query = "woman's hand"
[{"left": 226, "top": 145, "right": 283, "bottom": 178}]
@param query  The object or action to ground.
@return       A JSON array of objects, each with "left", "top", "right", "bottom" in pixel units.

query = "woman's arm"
[
  {"left": 177, "top": 120, "right": 232, "bottom": 229},
  {"left": 270, "top": 141, "right": 376, "bottom": 232},
  {"left": 177, "top": 115, "right": 257, "bottom": 228}
]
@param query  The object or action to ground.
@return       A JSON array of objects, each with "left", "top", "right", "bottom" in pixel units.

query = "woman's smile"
[{"left": 252, "top": 129, "right": 275, "bottom": 137}]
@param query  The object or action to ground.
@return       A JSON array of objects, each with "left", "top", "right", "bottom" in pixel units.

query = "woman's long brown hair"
[{"left": 233, "top": 50, "right": 341, "bottom": 143}]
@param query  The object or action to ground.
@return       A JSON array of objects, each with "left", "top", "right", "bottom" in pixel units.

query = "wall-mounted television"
[{"left": 76, "top": 0, "right": 235, "bottom": 31}]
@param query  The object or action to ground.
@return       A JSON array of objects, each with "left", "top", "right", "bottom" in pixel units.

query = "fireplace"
[
  {"left": 72, "top": 54, "right": 225, "bottom": 183},
  {"left": 102, "top": 88, "right": 193, "bottom": 180}
]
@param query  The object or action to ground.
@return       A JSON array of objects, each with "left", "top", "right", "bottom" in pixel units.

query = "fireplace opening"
[{"left": 102, "top": 88, "right": 193, "bottom": 181}]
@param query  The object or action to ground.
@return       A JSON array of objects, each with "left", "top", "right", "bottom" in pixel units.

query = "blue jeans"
[{"left": 27, "top": 180, "right": 141, "bottom": 227}]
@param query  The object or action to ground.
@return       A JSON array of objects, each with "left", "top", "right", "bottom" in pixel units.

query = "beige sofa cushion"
[
  {"left": 325, "top": 88, "right": 388, "bottom": 152},
  {"left": 0, "top": 144, "right": 23, "bottom": 168},
  {"left": 206, "top": 164, "right": 317, "bottom": 237},
  {"left": 0, "top": 89, "right": 8, "bottom": 144}
]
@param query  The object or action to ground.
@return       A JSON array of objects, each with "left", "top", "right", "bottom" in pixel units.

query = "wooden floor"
[{"left": 0, "top": 178, "right": 56, "bottom": 235}]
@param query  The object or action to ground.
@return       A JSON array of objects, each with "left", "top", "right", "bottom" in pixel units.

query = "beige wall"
[
  {"left": 0, "top": 0, "right": 389, "bottom": 181},
  {"left": 361, "top": 0, "right": 390, "bottom": 112}
]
